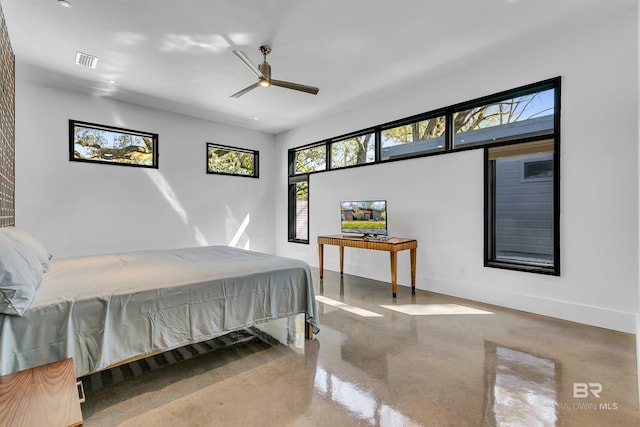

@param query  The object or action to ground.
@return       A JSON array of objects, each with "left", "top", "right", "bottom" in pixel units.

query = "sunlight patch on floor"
[
  {"left": 380, "top": 304, "right": 493, "bottom": 316},
  {"left": 315, "top": 296, "right": 384, "bottom": 318}
]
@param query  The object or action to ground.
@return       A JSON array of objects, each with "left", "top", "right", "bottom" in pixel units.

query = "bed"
[{"left": 0, "top": 228, "right": 319, "bottom": 377}]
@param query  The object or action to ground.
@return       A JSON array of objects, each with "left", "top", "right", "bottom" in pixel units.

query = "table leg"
[
  {"left": 410, "top": 247, "right": 417, "bottom": 294},
  {"left": 390, "top": 251, "right": 398, "bottom": 298},
  {"left": 339, "top": 246, "right": 344, "bottom": 275},
  {"left": 318, "top": 243, "right": 324, "bottom": 279}
]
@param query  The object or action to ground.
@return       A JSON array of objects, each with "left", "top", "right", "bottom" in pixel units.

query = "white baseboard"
[
  {"left": 318, "top": 261, "right": 636, "bottom": 334},
  {"left": 425, "top": 279, "right": 636, "bottom": 334}
]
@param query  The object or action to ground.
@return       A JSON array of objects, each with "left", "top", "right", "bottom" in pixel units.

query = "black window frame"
[
  {"left": 484, "top": 139, "right": 559, "bottom": 276},
  {"left": 288, "top": 173, "right": 310, "bottom": 244},
  {"left": 287, "top": 76, "right": 561, "bottom": 267},
  {"left": 380, "top": 114, "right": 447, "bottom": 160},
  {"left": 329, "top": 129, "right": 377, "bottom": 170},
  {"left": 69, "top": 120, "right": 159, "bottom": 169},
  {"left": 522, "top": 158, "right": 553, "bottom": 181},
  {"left": 206, "top": 142, "right": 259, "bottom": 178}
]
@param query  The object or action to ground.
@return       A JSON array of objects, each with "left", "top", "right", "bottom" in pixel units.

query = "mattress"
[{"left": 0, "top": 245, "right": 319, "bottom": 377}]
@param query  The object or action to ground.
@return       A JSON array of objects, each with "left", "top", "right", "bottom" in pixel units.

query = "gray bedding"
[{"left": 0, "top": 245, "right": 318, "bottom": 377}]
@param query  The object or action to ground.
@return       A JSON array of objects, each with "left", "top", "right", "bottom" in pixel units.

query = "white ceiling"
[{"left": 1, "top": 0, "right": 635, "bottom": 135}]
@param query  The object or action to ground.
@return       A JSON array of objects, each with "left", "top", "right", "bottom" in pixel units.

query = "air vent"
[{"left": 75, "top": 52, "right": 99, "bottom": 69}]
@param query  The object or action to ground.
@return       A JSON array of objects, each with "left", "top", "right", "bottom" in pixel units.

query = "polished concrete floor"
[{"left": 82, "top": 269, "right": 640, "bottom": 426}]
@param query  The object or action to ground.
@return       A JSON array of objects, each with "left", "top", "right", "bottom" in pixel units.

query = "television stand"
[{"left": 317, "top": 234, "right": 417, "bottom": 298}]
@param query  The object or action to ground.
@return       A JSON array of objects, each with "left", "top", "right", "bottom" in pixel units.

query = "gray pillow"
[
  {"left": 0, "top": 233, "right": 43, "bottom": 316},
  {"left": 0, "top": 227, "right": 52, "bottom": 273}
]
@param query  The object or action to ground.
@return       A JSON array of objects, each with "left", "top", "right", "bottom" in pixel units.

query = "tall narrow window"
[
  {"left": 288, "top": 175, "right": 309, "bottom": 242},
  {"left": 486, "top": 139, "right": 558, "bottom": 274}
]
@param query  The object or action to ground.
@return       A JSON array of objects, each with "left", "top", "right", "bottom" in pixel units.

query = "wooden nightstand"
[{"left": 0, "top": 358, "right": 83, "bottom": 426}]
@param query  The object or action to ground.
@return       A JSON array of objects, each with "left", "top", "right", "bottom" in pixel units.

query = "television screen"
[{"left": 340, "top": 200, "right": 387, "bottom": 236}]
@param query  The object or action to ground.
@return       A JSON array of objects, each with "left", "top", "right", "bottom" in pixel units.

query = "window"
[
  {"left": 206, "top": 143, "right": 258, "bottom": 178},
  {"left": 330, "top": 133, "right": 375, "bottom": 169},
  {"left": 523, "top": 159, "right": 553, "bottom": 180},
  {"left": 69, "top": 120, "right": 158, "bottom": 168},
  {"left": 294, "top": 144, "right": 326, "bottom": 174},
  {"left": 288, "top": 175, "right": 309, "bottom": 242},
  {"left": 453, "top": 88, "right": 554, "bottom": 148},
  {"left": 381, "top": 116, "right": 446, "bottom": 160},
  {"left": 287, "top": 77, "right": 560, "bottom": 264},
  {"left": 486, "top": 139, "right": 558, "bottom": 274}
]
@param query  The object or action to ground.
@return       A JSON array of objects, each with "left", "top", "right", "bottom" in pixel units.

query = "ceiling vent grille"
[{"left": 75, "top": 52, "right": 99, "bottom": 69}]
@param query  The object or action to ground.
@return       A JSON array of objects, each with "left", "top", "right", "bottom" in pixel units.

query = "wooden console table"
[{"left": 317, "top": 234, "right": 417, "bottom": 298}]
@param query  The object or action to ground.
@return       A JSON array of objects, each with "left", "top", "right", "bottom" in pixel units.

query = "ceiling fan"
[{"left": 230, "top": 45, "right": 319, "bottom": 98}]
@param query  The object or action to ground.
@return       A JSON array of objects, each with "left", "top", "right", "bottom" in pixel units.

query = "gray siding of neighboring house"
[{"left": 495, "top": 153, "right": 554, "bottom": 262}]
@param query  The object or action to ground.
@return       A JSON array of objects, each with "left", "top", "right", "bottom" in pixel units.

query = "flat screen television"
[{"left": 340, "top": 200, "right": 388, "bottom": 237}]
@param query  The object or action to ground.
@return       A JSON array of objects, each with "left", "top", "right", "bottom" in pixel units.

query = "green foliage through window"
[
  {"left": 207, "top": 143, "right": 258, "bottom": 178},
  {"left": 70, "top": 120, "right": 158, "bottom": 168},
  {"left": 381, "top": 116, "right": 446, "bottom": 160},
  {"left": 295, "top": 145, "right": 326, "bottom": 174},
  {"left": 331, "top": 133, "right": 375, "bottom": 168}
]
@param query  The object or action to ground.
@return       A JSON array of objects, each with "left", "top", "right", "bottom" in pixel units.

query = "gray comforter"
[{"left": 0, "top": 246, "right": 318, "bottom": 377}]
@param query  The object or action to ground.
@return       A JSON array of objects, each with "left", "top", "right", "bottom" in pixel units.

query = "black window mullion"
[
  {"left": 445, "top": 112, "right": 453, "bottom": 151},
  {"left": 375, "top": 127, "right": 381, "bottom": 162}
]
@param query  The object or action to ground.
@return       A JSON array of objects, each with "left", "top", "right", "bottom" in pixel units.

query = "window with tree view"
[
  {"left": 207, "top": 143, "right": 258, "bottom": 178},
  {"left": 70, "top": 120, "right": 158, "bottom": 168},
  {"left": 454, "top": 88, "right": 554, "bottom": 148},
  {"left": 381, "top": 116, "right": 446, "bottom": 160},
  {"left": 294, "top": 145, "right": 326, "bottom": 174},
  {"left": 330, "top": 132, "right": 375, "bottom": 169}
]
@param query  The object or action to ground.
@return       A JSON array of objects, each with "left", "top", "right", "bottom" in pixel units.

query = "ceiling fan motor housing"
[{"left": 258, "top": 62, "right": 271, "bottom": 81}]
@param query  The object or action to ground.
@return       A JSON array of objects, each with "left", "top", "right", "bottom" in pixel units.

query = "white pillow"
[
  {"left": 0, "top": 233, "right": 43, "bottom": 316},
  {"left": 0, "top": 227, "right": 52, "bottom": 273}
]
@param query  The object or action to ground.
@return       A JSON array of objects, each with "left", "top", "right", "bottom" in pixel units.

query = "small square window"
[{"left": 524, "top": 160, "right": 553, "bottom": 179}]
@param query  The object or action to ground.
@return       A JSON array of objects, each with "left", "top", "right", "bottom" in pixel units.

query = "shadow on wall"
[
  {"left": 145, "top": 169, "right": 251, "bottom": 249},
  {"left": 144, "top": 169, "right": 209, "bottom": 246}
]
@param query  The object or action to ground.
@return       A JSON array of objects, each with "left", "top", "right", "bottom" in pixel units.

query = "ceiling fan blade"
[
  {"left": 271, "top": 79, "right": 319, "bottom": 95},
  {"left": 232, "top": 50, "right": 265, "bottom": 79},
  {"left": 230, "top": 82, "right": 260, "bottom": 98}
]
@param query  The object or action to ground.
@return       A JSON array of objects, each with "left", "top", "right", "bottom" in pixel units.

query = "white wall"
[
  {"left": 275, "top": 10, "right": 639, "bottom": 333},
  {"left": 15, "top": 78, "right": 276, "bottom": 258},
  {"left": 637, "top": 1, "right": 640, "bottom": 408}
]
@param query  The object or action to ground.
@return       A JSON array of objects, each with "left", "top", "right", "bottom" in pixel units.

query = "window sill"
[{"left": 485, "top": 260, "right": 559, "bottom": 276}]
